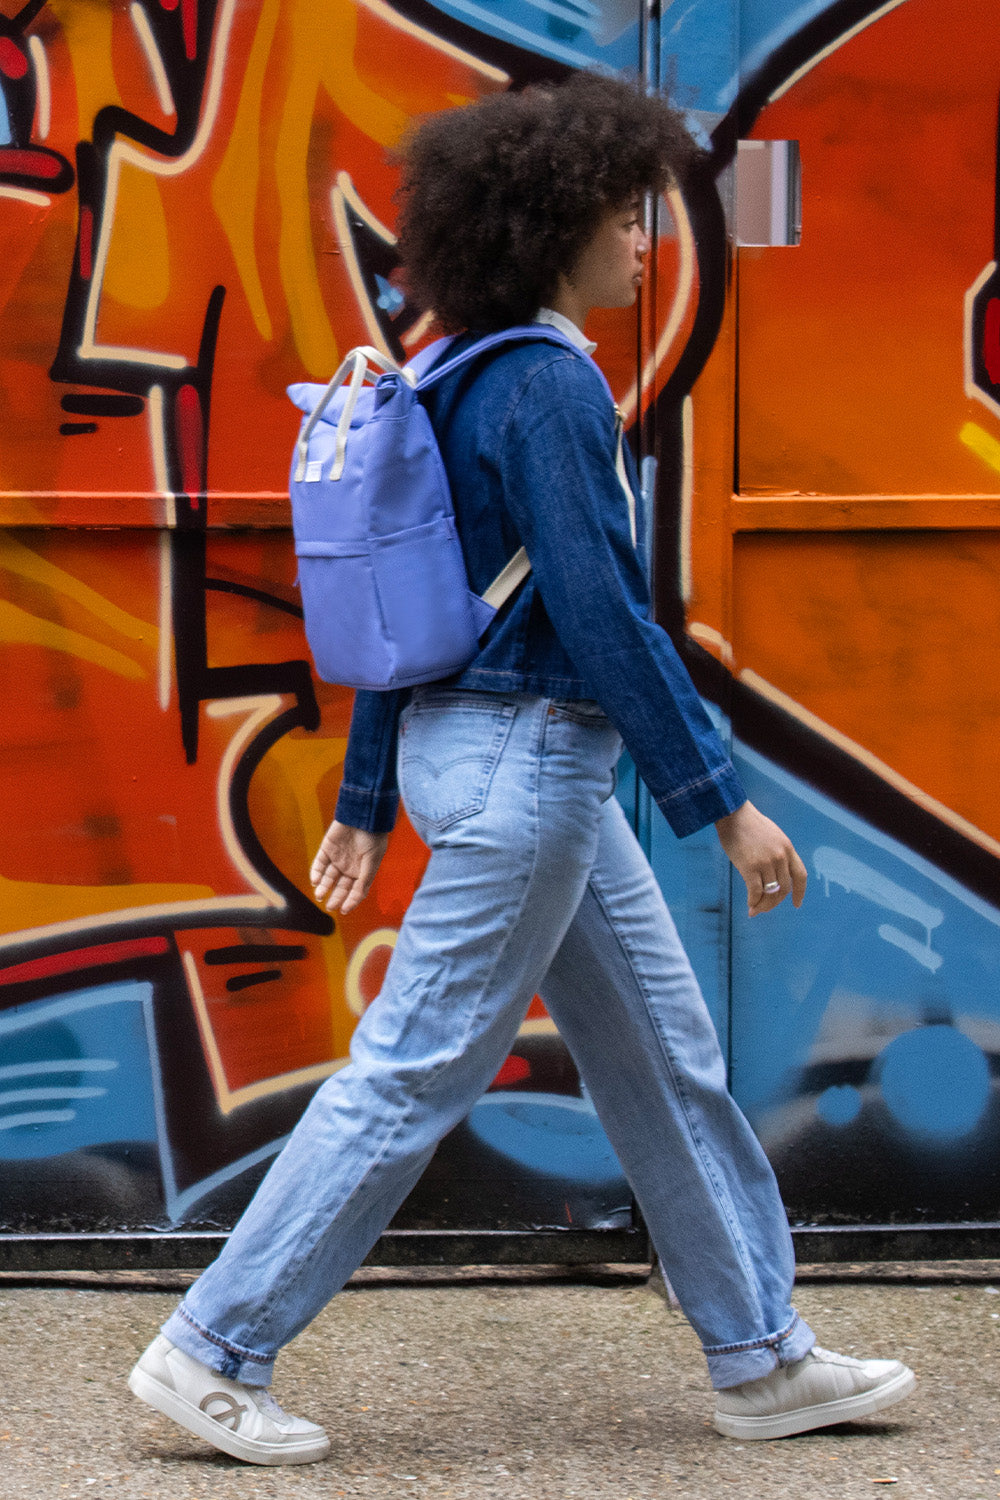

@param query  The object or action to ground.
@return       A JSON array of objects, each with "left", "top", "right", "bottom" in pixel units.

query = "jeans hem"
[
  {"left": 705, "top": 1313, "right": 816, "bottom": 1390},
  {"left": 162, "top": 1306, "right": 275, "bottom": 1388}
]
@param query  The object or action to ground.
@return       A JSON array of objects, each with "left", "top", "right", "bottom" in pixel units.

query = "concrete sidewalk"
[{"left": 1, "top": 1260, "right": 997, "bottom": 1499}]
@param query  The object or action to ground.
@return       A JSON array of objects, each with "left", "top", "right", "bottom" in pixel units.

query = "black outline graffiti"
[{"left": 60, "top": 393, "right": 147, "bottom": 418}]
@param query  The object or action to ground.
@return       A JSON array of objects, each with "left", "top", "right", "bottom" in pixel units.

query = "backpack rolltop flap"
[{"left": 292, "top": 345, "right": 412, "bottom": 486}]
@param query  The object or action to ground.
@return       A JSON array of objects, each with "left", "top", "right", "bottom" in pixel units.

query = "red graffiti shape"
[
  {"left": 984, "top": 298, "right": 1000, "bottom": 386},
  {"left": 182, "top": 0, "right": 197, "bottom": 59},
  {"left": 176, "top": 383, "right": 204, "bottom": 496},
  {"left": 0, "top": 936, "right": 171, "bottom": 987},
  {"left": 490, "top": 1054, "right": 531, "bottom": 1088},
  {"left": 0, "top": 38, "right": 28, "bottom": 79},
  {"left": 77, "top": 205, "right": 93, "bottom": 278},
  {"left": 0, "top": 148, "right": 62, "bottom": 180}
]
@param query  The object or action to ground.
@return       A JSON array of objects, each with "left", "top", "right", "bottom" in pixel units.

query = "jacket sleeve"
[
  {"left": 333, "top": 688, "right": 404, "bottom": 833},
  {"left": 498, "top": 357, "right": 746, "bottom": 837}
]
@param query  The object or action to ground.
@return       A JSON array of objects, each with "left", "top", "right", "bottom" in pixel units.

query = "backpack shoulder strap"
[
  {"left": 406, "top": 325, "right": 625, "bottom": 620},
  {"left": 402, "top": 335, "right": 457, "bottom": 382},
  {"left": 412, "top": 324, "right": 614, "bottom": 403}
]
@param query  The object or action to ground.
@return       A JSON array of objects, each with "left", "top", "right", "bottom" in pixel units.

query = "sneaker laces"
[
  {"left": 809, "top": 1347, "right": 863, "bottom": 1368},
  {"left": 256, "top": 1388, "right": 290, "bottom": 1420}
]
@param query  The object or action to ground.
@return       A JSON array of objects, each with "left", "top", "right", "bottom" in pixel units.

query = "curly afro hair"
[{"left": 395, "top": 72, "right": 701, "bottom": 333}]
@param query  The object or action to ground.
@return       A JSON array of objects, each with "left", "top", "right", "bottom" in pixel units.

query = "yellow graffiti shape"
[
  {"left": 101, "top": 160, "right": 171, "bottom": 310},
  {"left": 0, "top": 598, "right": 147, "bottom": 680},
  {"left": 960, "top": 420, "right": 1000, "bottom": 478},
  {"left": 274, "top": 0, "right": 411, "bottom": 375},
  {"left": 0, "top": 874, "right": 216, "bottom": 943},
  {"left": 0, "top": 534, "right": 155, "bottom": 639},
  {"left": 313, "top": 0, "right": 408, "bottom": 149},
  {"left": 212, "top": 0, "right": 457, "bottom": 373},
  {"left": 47, "top": 0, "right": 122, "bottom": 137},
  {"left": 274, "top": 3, "right": 345, "bottom": 376},
  {"left": 211, "top": 0, "right": 283, "bottom": 341}
]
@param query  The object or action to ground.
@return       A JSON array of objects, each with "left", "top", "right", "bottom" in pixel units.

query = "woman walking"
[{"left": 129, "top": 72, "right": 915, "bottom": 1465}]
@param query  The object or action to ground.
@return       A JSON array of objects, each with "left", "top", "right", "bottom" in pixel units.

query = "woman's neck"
[{"left": 547, "top": 280, "right": 590, "bottom": 335}]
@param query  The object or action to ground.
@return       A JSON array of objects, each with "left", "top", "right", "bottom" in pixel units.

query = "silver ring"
[{"left": 763, "top": 881, "right": 781, "bottom": 894}]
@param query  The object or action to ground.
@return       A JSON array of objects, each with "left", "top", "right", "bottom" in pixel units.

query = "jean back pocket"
[{"left": 398, "top": 694, "right": 517, "bottom": 831}]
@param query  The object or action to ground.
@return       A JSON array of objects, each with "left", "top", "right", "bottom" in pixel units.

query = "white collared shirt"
[{"left": 534, "top": 306, "right": 597, "bottom": 356}]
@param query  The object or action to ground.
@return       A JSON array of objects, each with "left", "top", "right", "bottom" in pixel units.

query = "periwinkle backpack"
[{"left": 287, "top": 325, "right": 610, "bottom": 692}]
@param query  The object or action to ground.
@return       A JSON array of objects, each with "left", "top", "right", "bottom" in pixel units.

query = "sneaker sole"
[
  {"left": 128, "top": 1363, "right": 331, "bottom": 1465},
  {"left": 713, "top": 1365, "right": 917, "bottom": 1441}
]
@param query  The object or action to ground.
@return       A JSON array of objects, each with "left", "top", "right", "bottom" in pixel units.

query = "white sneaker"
[
  {"left": 128, "top": 1334, "right": 331, "bottom": 1465},
  {"left": 713, "top": 1345, "right": 916, "bottom": 1440}
]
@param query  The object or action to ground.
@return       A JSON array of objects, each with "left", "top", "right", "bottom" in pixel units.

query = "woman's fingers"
[
  {"left": 746, "top": 848, "right": 808, "bottom": 916},
  {"left": 789, "top": 846, "right": 808, "bottom": 907},
  {"left": 716, "top": 801, "right": 808, "bottom": 917},
  {"left": 310, "top": 835, "right": 339, "bottom": 891},
  {"left": 310, "top": 823, "right": 390, "bottom": 913},
  {"left": 316, "top": 857, "right": 362, "bottom": 913},
  {"left": 317, "top": 863, "right": 360, "bottom": 914},
  {"left": 748, "top": 867, "right": 785, "bottom": 917}
]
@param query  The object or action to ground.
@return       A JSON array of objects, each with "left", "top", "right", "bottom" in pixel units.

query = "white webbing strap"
[
  {"left": 613, "top": 408, "right": 638, "bottom": 546},
  {"left": 294, "top": 346, "right": 408, "bottom": 484},
  {"left": 481, "top": 546, "right": 531, "bottom": 610}
]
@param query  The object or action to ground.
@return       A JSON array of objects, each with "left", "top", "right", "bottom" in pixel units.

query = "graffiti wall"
[{"left": 1, "top": 0, "right": 998, "bottom": 1244}]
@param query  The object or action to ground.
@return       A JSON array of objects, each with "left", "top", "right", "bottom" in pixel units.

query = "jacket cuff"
[
  {"left": 334, "top": 781, "right": 399, "bottom": 835},
  {"left": 656, "top": 763, "right": 747, "bottom": 839}
]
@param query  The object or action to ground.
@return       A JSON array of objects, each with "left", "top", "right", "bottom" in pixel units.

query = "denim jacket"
[{"left": 334, "top": 329, "right": 747, "bottom": 839}]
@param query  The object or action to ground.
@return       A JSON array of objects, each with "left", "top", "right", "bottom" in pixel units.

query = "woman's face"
[{"left": 564, "top": 200, "right": 651, "bottom": 314}]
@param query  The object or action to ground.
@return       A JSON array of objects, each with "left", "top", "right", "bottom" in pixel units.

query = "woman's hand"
[
  {"left": 715, "top": 801, "right": 808, "bottom": 917},
  {"left": 311, "top": 821, "right": 390, "bottom": 914}
]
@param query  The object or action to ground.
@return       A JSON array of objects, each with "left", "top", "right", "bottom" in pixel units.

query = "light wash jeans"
[{"left": 164, "top": 691, "right": 813, "bottom": 1388}]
